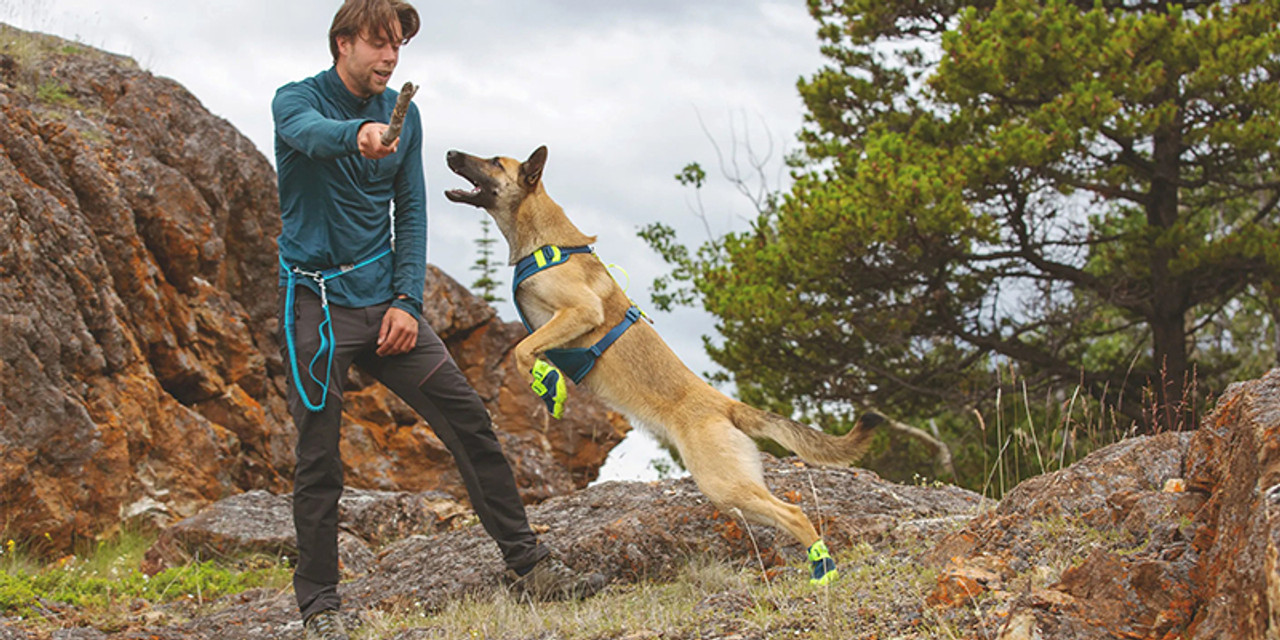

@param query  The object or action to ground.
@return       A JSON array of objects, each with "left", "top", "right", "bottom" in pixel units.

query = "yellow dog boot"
[
  {"left": 808, "top": 539, "right": 838, "bottom": 586},
  {"left": 531, "top": 360, "right": 567, "bottom": 419}
]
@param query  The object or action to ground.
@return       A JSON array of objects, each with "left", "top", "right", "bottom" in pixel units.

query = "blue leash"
[{"left": 281, "top": 244, "right": 392, "bottom": 412}]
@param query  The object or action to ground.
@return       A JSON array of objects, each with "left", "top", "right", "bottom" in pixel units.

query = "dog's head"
[{"left": 444, "top": 146, "right": 547, "bottom": 215}]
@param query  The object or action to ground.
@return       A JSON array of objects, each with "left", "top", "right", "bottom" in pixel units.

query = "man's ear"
[
  {"left": 335, "top": 34, "right": 353, "bottom": 61},
  {"left": 519, "top": 146, "right": 548, "bottom": 188}
]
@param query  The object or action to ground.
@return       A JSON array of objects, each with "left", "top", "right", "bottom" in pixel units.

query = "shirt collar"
[{"left": 323, "top": 66, "right": 374, "bottom": 112}]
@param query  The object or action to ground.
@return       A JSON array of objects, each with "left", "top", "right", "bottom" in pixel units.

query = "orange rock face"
[
  {"left": 925, "top": 369, "right": 1280, "bottom": 639},
  {"left": 0, "top": 28, "right": 628, "bottom": 553}
]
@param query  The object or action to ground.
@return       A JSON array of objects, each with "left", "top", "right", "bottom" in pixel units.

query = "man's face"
[{"left": 336, "top": 23, "right": 402, "bottom": 98}]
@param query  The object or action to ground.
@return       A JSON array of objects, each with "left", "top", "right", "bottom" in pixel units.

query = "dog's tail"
[{"left": 729, "top": 403, "right": 883, "bottom": 467}]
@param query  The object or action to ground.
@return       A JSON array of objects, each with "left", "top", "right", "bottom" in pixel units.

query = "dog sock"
[
  {"left": 530, "top": 360, "right": 567, "bottom": 419},
  {"left": 808, "top": 539, "right": 838, "bottom": 586}
]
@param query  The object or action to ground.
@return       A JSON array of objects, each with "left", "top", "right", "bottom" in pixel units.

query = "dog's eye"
[{"left": 490, "top": 157, "right": 501, "bottom": 167}]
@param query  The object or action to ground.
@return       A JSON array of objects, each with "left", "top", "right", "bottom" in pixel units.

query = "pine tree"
[
  {"left": 470, "top": 217, "right": 504, "bottom": 303},
  {"left": 642, "top": 0, "right": 1280, "bottom": 433}
]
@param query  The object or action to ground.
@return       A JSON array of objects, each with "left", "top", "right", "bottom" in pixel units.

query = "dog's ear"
[{"left": 519, "top": 146, "right": 548, "bottom": 188}]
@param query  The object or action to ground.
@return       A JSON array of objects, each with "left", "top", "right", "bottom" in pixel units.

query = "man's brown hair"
[{"left": 329, "top": 0, "right": 421, "bottom": 62}]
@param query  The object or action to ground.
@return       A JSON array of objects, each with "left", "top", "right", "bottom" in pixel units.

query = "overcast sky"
[{"left": 2, "top": 0, "right": 828, "bottom": 482}]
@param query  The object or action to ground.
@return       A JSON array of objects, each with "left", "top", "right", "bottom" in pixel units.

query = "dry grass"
[{"left": 351, "top": 540, "right": 973, "bottom": 640}]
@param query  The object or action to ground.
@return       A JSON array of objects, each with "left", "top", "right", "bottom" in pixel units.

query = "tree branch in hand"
[{"left": 381, "top": 82, "right": 417, "bottom": 146}]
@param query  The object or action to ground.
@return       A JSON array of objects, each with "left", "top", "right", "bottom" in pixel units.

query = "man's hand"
[
  {"left": 358, "top": 122, "right": 399, "bottom": 160},
  {"left": 377, "top": 306, "right": 418, "bottom": 356}
]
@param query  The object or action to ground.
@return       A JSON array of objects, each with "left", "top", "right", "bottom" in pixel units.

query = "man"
[{"left": 272, "top": 2, "right": 604, "bottom": 637}]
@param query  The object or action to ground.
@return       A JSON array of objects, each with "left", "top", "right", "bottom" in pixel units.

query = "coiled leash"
[{"left": 280, "top": 242, "right": 392, "bottom": 412}]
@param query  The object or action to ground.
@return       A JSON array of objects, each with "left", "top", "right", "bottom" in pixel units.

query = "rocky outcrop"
[
  {"left": 927, "top": 368, "right": 1280, "bottom": 639},
  {"left": 5, "top": 368, "right": 1278, "bottom": 638},
  {"left": 137, "top": 489, "right": 472, "bottom": 577},
  {"left": 0, "top": 25, "right": 627, "bottom": 554},
  {"left": 54, "top": 456, "right": 988, "bottom": 638}
]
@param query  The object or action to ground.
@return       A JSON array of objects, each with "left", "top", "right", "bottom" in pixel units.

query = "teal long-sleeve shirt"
[{"left": 273, "top": 67, "right": 426, "bottom": 320}]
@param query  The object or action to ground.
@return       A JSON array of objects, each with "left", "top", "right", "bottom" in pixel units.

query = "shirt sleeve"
[
  {"left": 272, "top": 83, "right": 367, "bottom": 160},
  {"left": 390, "top": 103, "right": 427, "bottom": 320}
]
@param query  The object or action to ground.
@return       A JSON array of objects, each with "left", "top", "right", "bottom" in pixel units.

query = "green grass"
[
  {"left": 34, "top": 78, "right": 77, "bottom": 108},
  {"left": 0, "top": 23, "right": 96, "bottom": 111},
  {"left": 0, "top": 528, "right": 291, "bottom": 629},
  {"left": 1, "top": 528, "right": 973, "bottom": 638}
]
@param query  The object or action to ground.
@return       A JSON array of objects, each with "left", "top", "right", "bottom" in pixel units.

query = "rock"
[
  {"left": 927, "top": 368, "right": 1280, "bottom": 639},
  {"left": 336, "top": 487, "right": 472, "bottom": 548},
  {"left": 0, "top": 24, "right": 628, "bottom": 554},
  {"left": 139, "top": 490, "right": 294, "bottom": 574},
  {"left": 16, "top": 358, "right": 1280, "bottom": 639},
  {"left": 341, "top": 456, "right": 987, "bottom": 613},
  {"left": 1180, "top": 368, "right": 1280, "bottom": 638},
  {"left": 139, "top": 488, "right": 471, "bottom": 575},
  {"left": 49, "top": 629, "right": 106, "bottom": 640},
  {"left": 997, "top": 611, "right": 1040, "bottom": 640},
  {"left": 0, "top": 624, "right": 32, "bottom": 640},
  {"left": 104, "top": 455, "right": 986, "bottom": 637},
  {"left": 336, "top": 531, "right": 376, "bottom": 578}
]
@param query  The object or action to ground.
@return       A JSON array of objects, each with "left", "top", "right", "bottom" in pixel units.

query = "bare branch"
[
  {"left": 882, "top": 415, "right": 956, "bottom": 479},
  {"left": 381, "top": 82, "right": 417, "bottom": 146}
]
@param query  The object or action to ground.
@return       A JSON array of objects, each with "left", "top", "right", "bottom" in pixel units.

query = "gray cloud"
[{"left": 4, "top": 0, "right": 827, "bottom": 480}]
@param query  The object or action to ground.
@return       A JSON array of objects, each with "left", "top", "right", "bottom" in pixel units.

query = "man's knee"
[{"left": 448, "top": 394, "right": 497, "bottom": 443}]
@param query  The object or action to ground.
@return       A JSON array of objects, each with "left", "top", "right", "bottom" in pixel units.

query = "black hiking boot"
[
  {"left": 303, "top": 609, "right": 349, "bottom": 640},
  {"left": 504, "top": 554, "right": 607, "bottom": 601}
]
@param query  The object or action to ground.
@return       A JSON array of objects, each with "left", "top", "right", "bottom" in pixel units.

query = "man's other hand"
[
  {"left": 377, "top": 306, "right": 417, "bottom": 356},
  {"left": 358, "top": 122, "right": 399, "bottom": 160}
]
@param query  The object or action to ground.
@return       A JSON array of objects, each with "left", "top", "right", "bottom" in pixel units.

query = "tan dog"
[{"left": 445, "top": 146, "right": 880, "bottom": 580}]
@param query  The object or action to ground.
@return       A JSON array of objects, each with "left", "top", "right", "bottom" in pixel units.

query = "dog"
[{"left": 444, "top": 146, "right": 880, "bottom": 583}]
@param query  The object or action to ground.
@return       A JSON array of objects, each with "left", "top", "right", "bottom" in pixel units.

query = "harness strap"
[
  {"left": 544, "top": 305, "right": 642, "bottom": 383},
  {"left": 281, "top": 242, "right": 392, "bottom": 412},
  {"left": 512, "top": 245, "right": 593, "bottom": 330},
  {"left": 511, "top": 244, "right": 642, "bottom": 384}
]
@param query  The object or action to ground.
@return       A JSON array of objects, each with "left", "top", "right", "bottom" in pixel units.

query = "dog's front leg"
[{"left": 514, "top": 305, "right": 602, "bottom": 380}]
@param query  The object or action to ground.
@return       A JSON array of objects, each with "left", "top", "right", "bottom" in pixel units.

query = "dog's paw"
[
  {"left": 530, "top": 360, "right": 567, "bottom": 419},
  {"left": 808, "top": 540, "right": 839, "bottom": 586}
]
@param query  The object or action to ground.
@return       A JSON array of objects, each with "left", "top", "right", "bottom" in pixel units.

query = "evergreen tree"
[
  {"left": 642, "top": 0, "right": 1280, "bottom": 433},
  {"left": 471, "top": 217, "right": 504, "bottom": 303}
]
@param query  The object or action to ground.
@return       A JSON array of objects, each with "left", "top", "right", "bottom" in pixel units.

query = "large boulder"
[
  {"left": 0, "top": 24, "right": 627, "bottom": 554},
  {"left": 927, "top": 368, "right": 1280, "bottom": 639}
]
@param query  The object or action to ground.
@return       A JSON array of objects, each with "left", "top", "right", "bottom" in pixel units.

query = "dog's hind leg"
[
  {"left": 679, "top": 423, "right": 821, "bottom": 547},
  {"left": 679, "top": 421, "right": 838, "bottom": 584}
]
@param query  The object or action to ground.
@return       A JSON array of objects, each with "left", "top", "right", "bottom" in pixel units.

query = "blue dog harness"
[
  {"left": 512, "top": 245, "right": 642, "bottom": 384},
  {"left": 280, "top": 241, "right": 393, "bottom": 412}
]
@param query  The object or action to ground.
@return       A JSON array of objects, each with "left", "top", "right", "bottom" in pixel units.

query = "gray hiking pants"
[{"left": 278, "top": 286, "right": 547, "bottom": 620}]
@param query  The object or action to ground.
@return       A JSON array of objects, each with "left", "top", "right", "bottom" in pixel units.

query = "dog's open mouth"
[
  {"left": 444, "top": 150, "right": 494, "bottom": 207},
  {"left": 444, "top": 178, "right": 481, "bottom": 203}
]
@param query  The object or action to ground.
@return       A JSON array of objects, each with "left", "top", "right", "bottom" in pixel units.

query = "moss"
[
  {"left": 35, "top": 79, "right": 79, "bottom": 108},
  {"left": 0, "top": 571, "right": 39, "bottom": 617}
]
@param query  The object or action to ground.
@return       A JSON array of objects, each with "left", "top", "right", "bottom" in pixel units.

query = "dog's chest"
[{"left": 516, "top": 294, "right": 556, "bottom": 331}]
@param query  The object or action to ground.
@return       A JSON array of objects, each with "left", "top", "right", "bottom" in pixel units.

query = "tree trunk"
[
  {"left": 1145, "top": 78, "right": 1192, "bottom": 433},
  {"left": 1149, "top": 312, "right": 1191, "bottom": 431}
]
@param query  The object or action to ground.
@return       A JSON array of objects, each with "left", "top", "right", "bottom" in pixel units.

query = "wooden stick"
[{"left": 381, "top": 81, "right": 417, "bottom": 146}]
